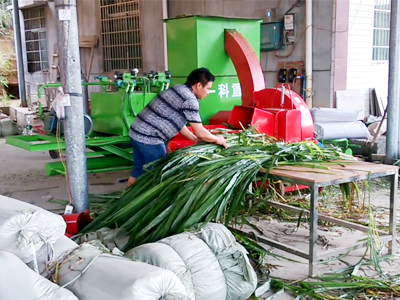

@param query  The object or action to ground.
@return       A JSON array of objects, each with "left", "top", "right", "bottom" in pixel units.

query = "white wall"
[{"left": 347, "top": 0, "right": 389, "bottom": 100}]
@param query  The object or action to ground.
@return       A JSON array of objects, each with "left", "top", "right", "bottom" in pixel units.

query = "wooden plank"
[
  {"left": 269, "top": 161, "right": 398, "bottom": 185},
  {"left": 79, "top": 35, "right": 99, "bottom": 48}
]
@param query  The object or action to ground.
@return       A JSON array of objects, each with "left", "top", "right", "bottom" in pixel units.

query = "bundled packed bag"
[
  {"left": 310, "top": 107, "right": 360, "bottom": 123},
  {"left": 0, "top": 196, "right": 66, "bottom": 272},
  {"left": 126, "top": 223, "right": 257, "bottom": 300},
  {"left": 56, "top": 243, "right": 188, "bottom": 300},
  {"left": 314, "top": 121, "right": 372, "bottom": 140},
  {"left": 0, "top": 250, "right": 78, "bottom": 300}
]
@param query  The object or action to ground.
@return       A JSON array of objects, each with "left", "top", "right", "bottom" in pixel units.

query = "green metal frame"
[
  {"left": 46, "top": 155, "right": 133, "bottom": 176},
  {"left": 321, "top": 138, "right": 363, "bottom": 156},
  {"left": 6, "top": 70, "right": 172, "bottom": 176},
  {"left": 6, "top": 134, "right": 133, "bottom": 176}
]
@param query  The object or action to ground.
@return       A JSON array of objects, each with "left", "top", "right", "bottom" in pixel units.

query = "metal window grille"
[
  {"left": 373, "top": 0, "right": 391, "bottom": 62},
  {"left": 100, "top": 0, "right": 142, "bottom": 72},
  {"left": 22, "top": 7, "right": 49, "bottom": 72}
]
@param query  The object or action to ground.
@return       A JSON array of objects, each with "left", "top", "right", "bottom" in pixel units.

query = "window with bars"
[
  {"left": 23, "top": 7, "right": 49, "bottom": 72},
  {"left": 100, "top": 0, "right": 142, "bottom": 72},
  {"left": 373, "top": 0, "right": 390, "bottom": 62}
]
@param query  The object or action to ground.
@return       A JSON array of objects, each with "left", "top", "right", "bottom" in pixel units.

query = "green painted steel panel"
[
  {"left": 171, "top": 76, "right": 242, "bottom": 125},
  {"left": 166, "top": 17, "right": 198, "bottom": 77},
  {"left": 165, "top": 15, "right": 261, "bottom": 77},
  {"left": 91, "top": 90, "right": 126, "bottom": 136},
  {"left": 46, "top": 155, "right": 132, "bottom": 176},
  {"left": 91, "top": 90, "right": 157, "bottom": 136},
  {"left": 6, "top": 134, "right": 63, "bottom": 151}
]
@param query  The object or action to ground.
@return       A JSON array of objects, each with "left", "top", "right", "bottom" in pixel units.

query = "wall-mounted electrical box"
[
  {"left": 284, "top": 14, "right": 295, "bottom": 44},
  {"left": 260, "top": 21, "right": 283, "bottom": 51}
]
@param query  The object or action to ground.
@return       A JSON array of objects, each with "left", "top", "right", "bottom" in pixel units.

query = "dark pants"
[{"left": 130, "top": 138, "right": 167, "bottom": 178}]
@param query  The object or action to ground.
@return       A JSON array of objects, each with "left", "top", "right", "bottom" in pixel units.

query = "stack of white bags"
[
  {"left": 0, "top": 195, "right": 258, "bottom": 299},
  {"left": 0, "top": 196, "right": 188, "bottom": 300},
  {"left": 0, "top": 195, "right": 78, "bottom": 300},
  {"left": 311, "top": 107, "right": 371, "bottom": 140},
  {"left": 126, "top": 223, "right": 258, "bottom": 300}
]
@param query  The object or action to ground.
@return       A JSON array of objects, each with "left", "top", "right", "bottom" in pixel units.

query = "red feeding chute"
[
  {"left": 224, "top": 30, "right": 265, "bottom": 106},
  {"left": 223, "top": 29, "right": 314, "bottom": 142}
]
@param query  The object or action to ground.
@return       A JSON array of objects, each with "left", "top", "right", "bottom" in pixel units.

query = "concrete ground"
[
  {"left": 1, "top": 137, "right": 400, "bottom": 299},
  {"left": 0, "top": 137, "right": 129, "bottom": 213}
]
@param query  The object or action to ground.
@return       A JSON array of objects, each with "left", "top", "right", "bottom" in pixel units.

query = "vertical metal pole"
[
  {"left": 309, "top": 183, "right": 318, "bottom": 277},
  {"left": 388, "top": 171, "right": 398, "bottom": 254},
  {"left": 386, "top": 0, "right": 400, "bottom": 163},
  {"left": 55, "top": 0, "right": 88, "bottom": 213},
  {"left": 11, "top": 0, "right": 27, "bottom": 107},
  {"left": 162, "top": 0, "right": 168, "bottom": 71},
  {"left": 305, "top": 0, "right": 313, "bottom": 108}
]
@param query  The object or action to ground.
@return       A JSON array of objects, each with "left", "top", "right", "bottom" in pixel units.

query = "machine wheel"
[{"left": 49, "top": 150, "right": 60, "bottom": 159}]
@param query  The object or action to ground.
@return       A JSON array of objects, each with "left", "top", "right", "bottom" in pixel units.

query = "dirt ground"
[{"left": 1, "top": 137, "right": 400, "bottom": 299}]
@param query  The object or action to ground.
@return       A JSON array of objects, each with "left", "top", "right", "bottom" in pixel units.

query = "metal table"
[{"left": 241, "top": 161, "right": 398, "bottom": 277}]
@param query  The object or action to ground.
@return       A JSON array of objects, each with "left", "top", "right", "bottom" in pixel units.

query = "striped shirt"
[{"left": 130, "top": 85, "right": 202, "bottom": 145}]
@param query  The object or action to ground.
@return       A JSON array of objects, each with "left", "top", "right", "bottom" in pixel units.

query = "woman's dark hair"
[{"left": 185, "top": 68, "right": 215, "bottom": 87}]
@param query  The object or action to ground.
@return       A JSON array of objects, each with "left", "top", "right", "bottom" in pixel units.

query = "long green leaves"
[
  {"left": 268, "top": 273, "right": 400, "bottom": 300},
  {"left": 82, "top": 130, "right": 354, "bottom": 251},
  {"left": 259, "top": 202, "right": 399, "bottom": 300}
]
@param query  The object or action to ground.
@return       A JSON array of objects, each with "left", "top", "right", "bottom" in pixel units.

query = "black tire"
[{"left": 49, "top": 150, "right": 60, "bottom": 159}]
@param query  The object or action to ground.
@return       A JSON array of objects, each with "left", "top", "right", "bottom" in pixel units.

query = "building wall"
[
  {"left": 168, "top": 0, "right": 335, "bottom": 107},
  {"left": 76, "top": 0, "right": 102, "bottom": 80},
  {"left": 140, "top": 0, "right": 165, "bottom": 72},
  {"left": 347, "top": 0, "right": 389, "bottom": 101},
  {"left": 18, "top": 0, "right": 165, "bottom": 100},
  {"left": 18, "top": 0, "right": 335, "bottom": 108}
]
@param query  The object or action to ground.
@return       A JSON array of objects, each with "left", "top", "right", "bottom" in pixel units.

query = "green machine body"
[{"left": 165, "top": 15, "right": 262, "bottom": 124}]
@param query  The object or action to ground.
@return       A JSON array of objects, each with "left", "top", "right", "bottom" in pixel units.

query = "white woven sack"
[
  {"left": 126, "top": 242, "right": 196, "bottom": 299},
  {"left": 195, "top": 223, "right": 257, "bottom": 300},
  {"left": 310, "top": 107, "right": 360, "bottom": 123},
  {"left": 314, "top": 121, "right": 372, "bottom": 140},
  {"left": 37, "top": 235, "right": 79, "bottom": 276},
  {"left": 159, "top": 232, "right": 228, "bottom": 300},
  {"left": 57, "top": 243, "right": 188, "bottom": 300},
  {"left": 0, "top": 208, "right": 66, "bottom": 272},
  {"left": 127, "top": 223, "right": 257, "bottom": 300},
  {"left": 0, "top": 195, "right": 56, "bottom": 211},
  {"left": 0, "top": 250, "right": 78, "bottom": 300}
]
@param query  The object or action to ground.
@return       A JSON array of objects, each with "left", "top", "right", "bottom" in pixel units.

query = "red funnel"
[{"left": 62, "top": 211, "right": 92, "bottom": 235}]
